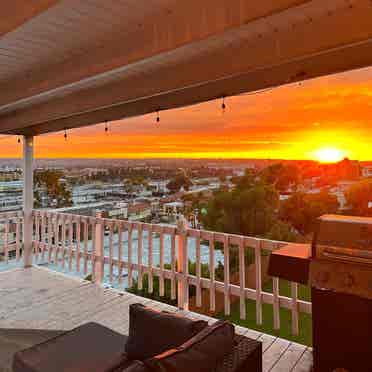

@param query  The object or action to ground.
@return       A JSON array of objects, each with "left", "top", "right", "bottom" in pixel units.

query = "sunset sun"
[{"left": 314, "top": 147, "right": 345, "bottom": 163}]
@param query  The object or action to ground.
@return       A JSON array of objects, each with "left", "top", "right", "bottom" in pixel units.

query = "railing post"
[
  {"left": 177, "top": 216, "right": 189, "bottom": 310},
  {"left": 22, "top": 136, "right": 34, "bottom": 268},
  {"left": 93, "top": 212, "right": 104, "bottom": 285}
]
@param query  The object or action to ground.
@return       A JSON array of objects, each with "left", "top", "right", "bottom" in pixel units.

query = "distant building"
[
  {"left": 163, "top": 201, "right": 184, "bottom": 217},
  {"left": 332, "top": 158, "right": 361, "bottom": 180},
  {"left": 332, "top": 190, "right": 348, "bottom": 210},
  {"left": 362, "top": 166, "right": 372, "bottom": 178},
  {"left": 52, "top": 201, "right": 128, "bottom": 218},
  {"left": 82, "top": 168, "right": 110, "bottom": 177},
  {"left": 148, "top": 180, "right": 169, "bottom": 193},
  {"left": 127, "top": 202, "right": 152, "bottom": 221},
  {"left": 0, "top": 181, "right": 23, "bottom": 192},
  {"left": 0, "top": 181, "right": 23, "bottom": 212},
  {"left": 108, "top": 202, "right": 128, "bottom": 219}
]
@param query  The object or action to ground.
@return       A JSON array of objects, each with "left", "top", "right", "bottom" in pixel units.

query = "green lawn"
[
  {"left": 217, "top": 279, "right": 312, "bottom": 346},
  {"left": 129, "top": 272, "right": 313, "bottom": 346}
]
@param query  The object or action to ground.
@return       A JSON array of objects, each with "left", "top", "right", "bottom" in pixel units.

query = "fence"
[
  {"left": 0, "top": 211, "right": 23, "bottom": 264},
  {"left": 0, "top": 210, "right": 311, "bottom": 335},
  {"left": 28, "top": 210, "right": 312, "bottom": 335}
]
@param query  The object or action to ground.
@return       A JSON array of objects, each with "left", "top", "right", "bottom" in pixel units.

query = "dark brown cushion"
[
  {"left": 13, "top": 322, "right": 128, "bottom": 372},
  {"left": 145, "top": 320, "right": 235, "bottom": 372},
  {"left": 125, "top": 304, "right": 208, "bottom": 361}
]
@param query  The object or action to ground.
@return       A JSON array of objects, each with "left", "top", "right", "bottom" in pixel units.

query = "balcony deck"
[{"left": 0, "top": 266, "right": 312, "bottom": 372}]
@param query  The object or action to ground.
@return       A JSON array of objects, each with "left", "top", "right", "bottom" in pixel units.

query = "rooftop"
[{"left": 0, "top": 266, "right": 312, "bottom": 372}]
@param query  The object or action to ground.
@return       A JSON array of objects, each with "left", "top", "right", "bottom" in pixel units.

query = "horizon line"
[{"left": 0, "top": 157, "right": 370, "bottom": 163}]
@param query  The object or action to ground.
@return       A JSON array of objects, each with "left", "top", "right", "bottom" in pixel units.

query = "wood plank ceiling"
[{"left": 0, "top": 0, "right": 371, "bottom": 135}]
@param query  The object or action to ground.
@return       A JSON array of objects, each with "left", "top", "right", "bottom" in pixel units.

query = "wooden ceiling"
[{"left": 0, "top": 0, "right": 372, "bottom": 135}]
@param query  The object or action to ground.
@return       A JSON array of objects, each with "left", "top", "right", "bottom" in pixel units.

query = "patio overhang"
[{"left": 0, "top": 0, "right": 372, "bottom": 135}]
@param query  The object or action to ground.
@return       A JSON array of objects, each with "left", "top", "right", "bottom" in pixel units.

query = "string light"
[
  {"left": 64, "top": 128, "right": 68, "bottom": 141},
  {"left": 105, "top": 120, "right": 109, "bottom": 133},
  {"left": 222, "top": 96, "right": 226, "bottom": 114},
  {"left": 156, "top": 110, "right": 160, "bottom": 123},
  {"left": 17, "top": 136, "right": 21, "bottom": 144}
]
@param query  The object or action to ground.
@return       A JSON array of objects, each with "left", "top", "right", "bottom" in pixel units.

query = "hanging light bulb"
[
  {"left": 222, "top": 96, "right": 226, "bottom": 114},
  {"left": 156, "top": 110, "right": 160, "bottom": 123},
  {"left": 64, "top": 128, "right": 68, "bottom": 141},
  {"left": 105, "top": 120, "right": 109, "bottom": 133},
  {"left": 17, "top": 136, "right": 21, "bottom": 144}
]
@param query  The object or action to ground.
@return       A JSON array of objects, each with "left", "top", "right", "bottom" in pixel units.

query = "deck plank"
[
  {"left": 259, "top": 333, "right": 277, "bottom": 353},
  {"left": 42, "top": 288, "right": 122, "bottom": 330},
  {"left": 0, "top": 267, "right": 312, "bottom": 371},
  {"left": 245, "top": 328, "right": 263, "bottom": 340},
  {"left": 263, "top": 338, "right": 291, "bottom": 372},
  {"left": 271, "top": 342, "right": 307, "bottom": 372},
  {"left": 0, "top": 269, "right": 89, "bottom": 320},
  {"left": 0, "top": 283, "right": 100, "bottom": 328},
  {"left": 292, "top": 347, "right": 313, "bottom": 372}
]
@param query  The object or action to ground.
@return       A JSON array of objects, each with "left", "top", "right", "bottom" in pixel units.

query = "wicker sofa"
[{"left": 10, "top": 304, "right": 262, "bottom": 372}]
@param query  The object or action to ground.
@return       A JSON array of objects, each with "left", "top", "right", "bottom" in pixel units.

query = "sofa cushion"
[
  {"left": 145, "top": 320, "right": 235, "bottom": 372},
  {"left": 215, "top": 334, "right": 262, "bottom": 372},
  {"left": 125, "top": 304, "right": 207, "bottom": 360},
  {"left": 13, "top": 322, "right": 128, "bottom": 372},
  {"left": 0, "top": 329, "right": 66, "bottom": 372}
]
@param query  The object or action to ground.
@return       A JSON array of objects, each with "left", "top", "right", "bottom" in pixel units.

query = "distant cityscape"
[
  {"left": 0, "top": 157, "right": 371, "bottom": 231},
  {"left": 0, "top": 158, "right": 254, "bottom": 222},
  {"left": 0, "top": 158, "right": 251, "bottom": 272}
]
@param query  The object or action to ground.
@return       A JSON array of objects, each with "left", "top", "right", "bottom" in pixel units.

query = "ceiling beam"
[
  {"left": 8, "top": 37, "right": 372, "bottom": 136},
  {"left": 0, "top": 0, "right": 59, "bottom": 37},
  {"left": 1, "top": 0, "right": 371, "bottom": 135},
  {"left": 0, "top": 0, "right": 310, "bottom": 106}
]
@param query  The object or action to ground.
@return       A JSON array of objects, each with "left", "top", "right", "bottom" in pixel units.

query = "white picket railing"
[
  {"left": 0, "top": 210, "right": 312, "bottom": 336},
  {"left": 0, "top": 211, "right": 23, "bottom": 264}
]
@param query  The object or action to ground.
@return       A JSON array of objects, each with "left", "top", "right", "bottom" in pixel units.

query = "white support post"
[
  {"left": 93, "top": 212, "right": 104, "bottom": 285},
  {"left": 177, "top": 216, "right": 189, "bottom": 310},
  {"left": 23, "top": 136, "right": 34, "bottom": 268}
]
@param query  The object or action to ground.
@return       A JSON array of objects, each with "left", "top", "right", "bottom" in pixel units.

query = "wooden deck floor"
[{"left": 0, "top": 267, "right": 312, "bottom": 371}]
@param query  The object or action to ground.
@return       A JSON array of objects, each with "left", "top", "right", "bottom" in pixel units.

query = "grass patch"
[{"left": 217, "top": 279, "right": 312, "bottom": 346}]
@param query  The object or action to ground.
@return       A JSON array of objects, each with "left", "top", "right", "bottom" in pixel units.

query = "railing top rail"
[{"left": 0, "top": 211, "right": 23, "bottom": 219}]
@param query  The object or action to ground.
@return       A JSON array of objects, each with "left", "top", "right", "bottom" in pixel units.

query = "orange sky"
[{"left": 1, "top": 67, "right": 372, "bottom": 161}]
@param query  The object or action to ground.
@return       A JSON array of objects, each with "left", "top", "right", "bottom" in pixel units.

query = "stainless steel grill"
[
  {"left": 310, "top": 214, "right": 372, "bottom": 300},
  {"left": 310, "top": 214, "right": 372, "bottom": 372}
]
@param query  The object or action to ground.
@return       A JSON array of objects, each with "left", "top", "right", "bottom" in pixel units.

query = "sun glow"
[{"left": 313, "top": 147, "right": 346, "bottom": 163}]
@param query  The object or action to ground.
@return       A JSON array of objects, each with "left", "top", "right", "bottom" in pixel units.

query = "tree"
[
  {"left": 279, "top": 191, "right": 339, "bottom": 235},
  {"left": 219, "top": 174, "right": 227, "bottom": 183},
  {"left": 201, "top": 182, "right": 282, "bottom": 238},
  {"left": 265, "top": 220, "right": 299, "bottom": 242},
  {"left": 166, "top": 174, "right": 192, "bottom": 193},
  {"left": 345, "top": 179, "right": 372, "bottom": 216},
  {"left": 34, "top": 170, "right": 72, "bottom": 208},
  {"left": 235, "top": 169, "right": 256, "bottom": 190},
  {"left": 123, "top": 176, "right": 148, "bottom": 193},
  {"left": 260, "top": 163, "right": 300, "bottom": 191}
]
